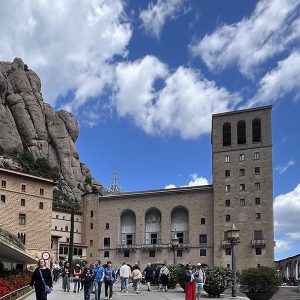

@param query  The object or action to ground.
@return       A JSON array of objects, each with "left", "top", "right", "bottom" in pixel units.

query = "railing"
[
  {"left": 251, "top": 239, "right": 266, "bottom": 248},
  {"left": 141, "top": 244, "right": 164, "bottom": 251},
  {"left": 168, "top": 243, "right": 191, "bottom": 250},
  {"left": 0, "top": 285, "right": 31, "bottom": 300},
  {"left": 117, "top": 244, "right": 137, "bottom": 251},
  {"left": 221, "top": 240, "right": 232, "bottom": 248}
]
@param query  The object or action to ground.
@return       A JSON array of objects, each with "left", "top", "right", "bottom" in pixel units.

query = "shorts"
[
  {"left": 196, "top": 283, "right": 204, "bottom": 294},
  {"left": 145, "top": 277, "right": 153, "bottom": 283}
]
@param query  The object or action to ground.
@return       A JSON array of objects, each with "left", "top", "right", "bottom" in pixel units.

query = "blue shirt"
[
  {"left": 93, "top": 266, "right": 104, "bottom": 282},
  {"left": 104, "top": 267, "right": 115, "bottom": 282}
]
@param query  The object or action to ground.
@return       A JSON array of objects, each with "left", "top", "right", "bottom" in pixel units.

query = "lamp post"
[
  {"left": 171, "top": 236, "right": 179, "bottom": 265},
  {"left": 227, "top": 223, "right": 240, "bottom": 298}
]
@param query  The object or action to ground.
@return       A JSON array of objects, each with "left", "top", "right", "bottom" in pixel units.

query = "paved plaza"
[{"left": 25, "top": 281, "right": 248, "bottom": 300}]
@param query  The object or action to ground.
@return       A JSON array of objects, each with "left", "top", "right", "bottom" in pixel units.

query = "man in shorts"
[
  {"left": 143, "top": 263, "right": 154, "bottom": 291},
  {"left": 193, "top": 263, "right": 206, "bottom": 299}
]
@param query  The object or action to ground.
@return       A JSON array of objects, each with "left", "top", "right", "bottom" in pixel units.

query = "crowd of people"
[{"left": 30, "top": 259, "right": 206, "bottom": 300}]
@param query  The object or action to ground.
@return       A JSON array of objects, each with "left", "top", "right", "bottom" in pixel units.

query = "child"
[{"left": 82, "top": 268, "right": 93, "bottom": 300}]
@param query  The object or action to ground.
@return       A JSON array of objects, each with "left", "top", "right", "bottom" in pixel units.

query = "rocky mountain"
[{"left": 0, "top": 58, "right": 103, "bottom": 207}]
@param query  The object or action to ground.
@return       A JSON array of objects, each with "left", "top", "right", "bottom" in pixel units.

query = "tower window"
[
  {"left": 21, "top": 184, "right": 26, "bottom": 192},
  {"left": 177, "top": 250, "right": 183, "bottom": 257},
  {"left": 149, "top": 251, "right": 155, "bottom": 257},
  {"left": 106, "top": 223, "right": 110, "bottom": 229},
  {"left": 256, "top": 248, "right": 262, "bottom": 255},
  {"left": 200, "top": 249, "right": 206, "bottom": 256},
  {"left": 104, "top": 237, "right": 110, "bottom": 247},
  {"left": 199, "top": 234, "right": 207, "bottom": 245},
  {"left": 239, "top": 154, "right": 245, "bottom": 161},
  {"left": 240, "top": 198, "right": 246, "bottom": 206},
  {"left": 225, "top": 185, "right": 231, "bottom": 192},
  {"left": 225, "top": 199, "right": 231, "bottom": 207},
  {"left": 255, "top": 182, "right": 261, "bottom": 190},
  {"left": 19, "top": 214, "right": 26, "bottom": 225},
  {"left": 225, "top": 248, "right": 231, "bottom": 255},
  {"left": 90, "top": 211, "right": 94, "bottom": 217},
  {"left": 225, "top": 155, "right": 231, "bottom": 163},
  {"left": 252, "top": 118, "right": 261, "bottom": 143},
  {"left": 237, "top": 120, "right": 246, "bottom": 144},
  {"left": 39, "top": 202, "right": 44, "bottom": 209},
  {"left": 124, "top": 251, "right": 130, "bottom": 258},
  {"left": 254, "top": 152, "right": 260, "bottom": 160},
  {"left": 255, "top": 213, "right": 261, "bottom": 221},
  {"left": 239, "top": 169, "right": 245, "bottom": 176},
  {"left": 40, "top": 188, "right": 44, "bottom": 196},
  {"left": 104, "top": 250, "right": 109, "bottom": 258},
  {"left": 225, "top": 170, "right": 231, "bottom": 177},
  {"left": 1, "top": 180, "right": 6, "bottom": 188},
  {"left": 1, "top": 195, "right": 5, "bottom": 203},
  {"left": 90, "top": 223, "right": 93, "bottom": 229},
  {"left": 223, "top": 122, "right": 231, "bottom": 146},
  {"left": 239, "top": 184, "right": 245, "bottom": 191},
  {"left": 255, "top": 197, "right": 261, "bottom": 205},
  {"left": 201, "top": 218, "right": 206, "bottom": 224},
  {"left": 225, "top": 214, "right": 231, "bottom": 222},
  {"left": 254, "top": 167, "right": 260, "bottom": 174}
]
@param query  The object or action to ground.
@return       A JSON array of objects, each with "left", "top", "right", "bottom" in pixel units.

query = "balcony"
[
  {"left": 117, "top": 244, "right": 137, "bottom": 252},
  {"left": 251, "top": 239, "right": 266, "bottom": 248},
  {"left": 168, "top": 243, "right": 191, "bottom": 250},
  {"left": 141, "top": 244, "right": 164, "bottom": 251}
]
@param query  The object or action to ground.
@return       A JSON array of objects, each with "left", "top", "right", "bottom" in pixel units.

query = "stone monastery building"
[{"left": 81, "top": 105, "right": 274, "bottom": 269}]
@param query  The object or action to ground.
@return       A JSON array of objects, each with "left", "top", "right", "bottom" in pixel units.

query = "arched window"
[
  {"left": 145, "top": 208, "right": 161, "bottom": 245},
  {"left": 223, "top": 123, "right": 231, "bottom": 146},
  {"left": 237, "top": 120, "right": 246, "bottom": 144},
  {"left": 252, "top": 118, "right": 261, "bottom": 143},
  {"left": 120, "top": 210, "right": 136, "bottom": 245},
  {"left": 171, "top": 206, "right": 189, "bottom": 244}
]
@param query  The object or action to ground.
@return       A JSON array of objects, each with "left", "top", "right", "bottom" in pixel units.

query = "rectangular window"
[
  {"left": 149, "top": 251, "right": 155, "bottom": 257},
  {"left": 90, "top": 240, "right": 94, "bottom": 246},
  {"left": 102, "top": 250, "right": 108, "bottom": 258},
  {"left": 59, "top": 246, "right": 63, "bottom": 254},
  {"left": 1, "top": 195, "right": 5, "bottom": 203},
  {"left": 56, "top": 215, "right": 59, "bottom": 218},
  {"left": 199, "top": 234, "right": 207, "bottom": 245},
  {"left": 65, "top": 226, "right": 68, "bottom": 232},
  {"left": 54, "top": 226, "right": 57, "bottom": 230},
  {"left": 74, "top": 248, "right": 78, "bottom": 256},
  {"left": 19, "top": 213, "right": 26, "bottom": 225},
  {"left": 17, "top": 232, "right": 26, "bottom": 244},
  {"left": 225, "top": 214, "right": 231, "bottom": 222},
  {"left": 254, "top": 230, "right": 263, "bottom": 240},
  {"left": 90, "top": 211, "right": 94, "bottom": 217},
  {"left": 225, "top": 199, "right": 231, "bottom": 207},
  {"left": 21, "top": 184, "right": 26, "bottom": 192},
  {"left": 225, "top": 155, "right": 230, "bottom": 163},
  {"left": 126, "top": 234, "right": 133, "bottom": 245},
  {"left": 239, "top": 154, "right": 245, "bottom": 161},
  {"left": 106, "top": 223, "right": 110, "bottom": 229},
  {"left": 177, "top": 250, "right": 183, "bottom": 257},
  {"left": 177, "top": 232, "right": 184, "bottom": 244},
  {"left": 21, "top": 198, "right": 25, "bottom": 206},
  {"left": 255, "top": 197, "right": 261, "bottom": 205},
  {"left": 104, "top": 237, "right": 110, "bottom": 247},
  {"left": 40, "top": 188, "right": 44, "bottom": 196},
  {"left": 151, "top": 233, "right": 158, "bottom": 244},
  {"left": 201, "top": 218, "right": 205, "bottom": 225},
  {"left": 90, "top": 253, "right": 93, "bottom": 258},
  {"left": 124, "top": 251, "right": 130, "bottom": 258},
  {"left": 39, "top": 202, "right": 44, "bottom": 209},
  {"left": 256, "top": 213, "right": 261, "bottom": 221},
  {"left": 240, "top": 184, "right": 245, "bottom": 191},
  {"left": 254, "top": 167, "right": 260, "bottom": 174},
  {"left": 1, "top": 180, "right": 6, "bottom": 188},
  {"left": 255, "top": 182, "right": 261, "bottom": 190},
  {"left": 90, "top": 223, "right": 93, "bottom": 229},
  {"left": 239, "top": 169, "right": 245, "bottom": 176},
  {"left": 200, "top": 249, "right": 206, "bottom": 256},
  {"left": 240, "top": 198, "right": 245, "bottom": 206},
  {"left": 254, "top": 152, "right": 260, "bottom": 160},
  {"left": 225, "top": 248, "right": 231, "bottom": 255},
  {"left": 78, "top": 248, "right": 82, "bottom": 256},
  {"left": 225, "top": 170, "right": 231, "bottom": 177},
  {"left": 225, "top": 185, "right": 231, "bottom": 192},
  {"left": 256, "top": 248, "right": 262, "bottom": 255}
]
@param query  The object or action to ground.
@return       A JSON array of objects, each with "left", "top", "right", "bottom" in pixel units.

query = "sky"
[{"left": 0, "top": 0, "right": 300, "bottom": 261}]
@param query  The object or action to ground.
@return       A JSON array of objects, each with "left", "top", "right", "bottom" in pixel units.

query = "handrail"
[{"left": 0, "top": 284, "right": 31, "bottom": 300}]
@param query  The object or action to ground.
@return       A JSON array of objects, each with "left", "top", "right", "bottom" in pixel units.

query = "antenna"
[{"left": 109, "top": 168, "right": 121, "bottom": 194}]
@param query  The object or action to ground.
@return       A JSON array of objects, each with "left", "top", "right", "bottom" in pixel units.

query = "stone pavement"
[{"left": 25, "top": 281, "right": 248, "bottom": 300}]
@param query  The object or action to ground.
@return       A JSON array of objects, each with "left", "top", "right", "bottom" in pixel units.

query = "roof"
[
  {"left": 212, "top": 105, "right": 272, "bottom": 118},
  {"left": 0, "top": 167, "right": 53, "bottom": 183},
  {"left": 98, "top": 184, "right": 213, "bottom": 199}
]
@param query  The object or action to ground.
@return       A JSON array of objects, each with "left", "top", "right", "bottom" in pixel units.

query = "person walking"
[
  {"left": 104, "top": 261, "right": 116, "bottom": 300},
  {"left": 61, "top": 262, "right": 71, "bottom": 292},
  {"left": 93, "top": 260, "right": 104, "bottom": 300},
  {"left": 131, "top": 265, "right": 142, "bottom": 294},
  {"left": 155, "top": 265, "right": 161, "bottom": 288},
  {"left": 52, "top": 261, "right": 60, "bottom": 283},
  {"left": 159, "top": 264, "right": 169, "bottom": 292},
  {"left": 119, "top": 262, "right": 131, "bottom": 293},
  {"left": 193, "top": 263, "right": 206, "bottom": 300},
  {"left": 82, "top": 268, "right": 94, "bottom": 300},
  {"left": 30, "top": 259, "right": 53, "bottom": 300},
  {"left": 144, "top": 263, "right": 154, "bottom": 291},
  {"left": 73, "top": 264, "right": 82, "bottom": 293},
  {"left": 185, "top": 264, "right": 196, "bottom": 300}
]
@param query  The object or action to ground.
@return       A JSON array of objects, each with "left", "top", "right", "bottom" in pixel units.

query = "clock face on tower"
[{"left": 42, "top": 252, "right": 50, "bottom": 260}]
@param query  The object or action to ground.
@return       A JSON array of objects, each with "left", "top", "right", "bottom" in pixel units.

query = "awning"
[{"left": 0, "top": 236, "right": 38, "bottom": 264}]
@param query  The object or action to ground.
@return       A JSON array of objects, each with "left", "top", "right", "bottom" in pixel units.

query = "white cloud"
[
  {"left": 274, "top": 184, "right": 300, "bottom": 238},
  {"left": 190, "top": 0, "right": 300, "bottom": 76},
  {"left": 140, "top": 0, "right": 185, "bottom": 38},
  {"left": 275, "top": 240, "right": 291, "bottom": 252},
  {"left": 247, "top": 51, "right": 300, "bottom": 106},
  {"left": 0, "top": 0, "right": 132, "bottom": 109},
  {"left": 276, "top": 159, "right": 295, "bottom": 174},
  {"left": 165, "top": 173, "right": 209, "bottom": 189},
  {"left": 113, "top": 56, "right": 240, "bottom": 139}
]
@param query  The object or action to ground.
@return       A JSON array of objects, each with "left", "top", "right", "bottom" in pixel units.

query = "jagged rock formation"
[{"left": 0, "top": 58, "right": 103, "bottom": 206}]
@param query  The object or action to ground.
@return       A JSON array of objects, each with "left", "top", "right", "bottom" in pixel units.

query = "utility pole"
[
  {"left": 68, "top": 206, "right": 75, "bottom": 267},
  {"left": 109, "top": 168, "right": 121, "bottom": 194}
]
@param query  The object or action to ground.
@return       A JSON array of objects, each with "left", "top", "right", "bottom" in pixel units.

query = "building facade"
[
  {"left": 275, "top": 254, "right": 300, "bottom": 280},
  {"left": 82, "top": 106, "right": 275, "bottom": 269},
  {"left": 51, "top": 208, "right": 87, "bottom": 262},
  {"left": 0, "top": 168, "right": 53, "bottom": 259}
]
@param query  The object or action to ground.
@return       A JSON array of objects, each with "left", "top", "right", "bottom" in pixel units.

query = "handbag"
[{"left": 39, "top": 269, "right": 52, "bottom": 294}]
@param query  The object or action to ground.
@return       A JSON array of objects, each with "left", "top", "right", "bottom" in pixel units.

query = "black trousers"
[
  {"left": 104, "top": 281, "right": 113, "bottom": 298},
  {"left": 35, "top": 286, "right": 47, "bottom": 300}
]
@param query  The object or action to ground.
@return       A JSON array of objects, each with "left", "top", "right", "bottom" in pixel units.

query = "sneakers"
[
  {"left": 136, "top": 291, "right": 139, "bottom": 294},
  {"left": 104, "top": 298, "right": 108, "bottom": 300}
]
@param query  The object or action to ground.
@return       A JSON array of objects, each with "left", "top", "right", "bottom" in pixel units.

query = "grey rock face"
[{"left": 0, "top": 58, "right": 101, "bottom": 204}]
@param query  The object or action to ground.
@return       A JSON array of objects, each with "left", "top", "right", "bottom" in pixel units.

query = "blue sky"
[{"left": 1, "top": 0, "right": 300, "bottom": 261}]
